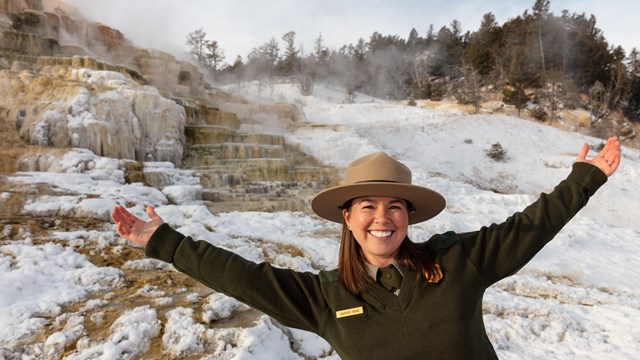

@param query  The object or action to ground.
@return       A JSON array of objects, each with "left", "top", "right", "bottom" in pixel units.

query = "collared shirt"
[
  {"left": 364, "top": 260, "right": 404, "bottom": 295},
  {"left": 364, "top": 260, "right": 404, "bottom": 279}
]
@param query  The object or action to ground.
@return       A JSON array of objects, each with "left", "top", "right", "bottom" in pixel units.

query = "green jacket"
[{"left": 146, "top": 162, "right": 608, "bottom": 359}]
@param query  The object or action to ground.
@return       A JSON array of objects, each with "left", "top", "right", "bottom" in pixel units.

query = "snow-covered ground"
[{"left": 1, "top": 81, "right": 639, "bottom": 359}]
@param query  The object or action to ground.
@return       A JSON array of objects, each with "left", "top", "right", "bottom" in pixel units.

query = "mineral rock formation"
[{"left": 0, "top": 62, "right": 186, "bottom": 165}]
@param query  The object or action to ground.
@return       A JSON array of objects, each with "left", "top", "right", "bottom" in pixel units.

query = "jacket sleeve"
[
  {"left": 459, "top": 162, "right": 608, "bottom": 286},
  {"left": 144, "top": 225, "right": 330, "bottom": 333}
]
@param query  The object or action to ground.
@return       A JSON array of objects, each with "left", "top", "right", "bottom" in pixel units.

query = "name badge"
[{"left": 336, "top": 306, "right": 364, "bottom": 319}]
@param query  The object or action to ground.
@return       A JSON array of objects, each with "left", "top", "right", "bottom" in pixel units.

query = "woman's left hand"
[{"left": 576, "top": 136, "right": 621, "bottom": 177}]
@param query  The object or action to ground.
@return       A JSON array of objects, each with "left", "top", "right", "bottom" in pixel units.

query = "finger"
[
  {"left": 598, "top": 139, "right": 609, "bottom": 157},
  {"left": 119, "top": 206, "right": 141, "bottom": 223},
  {"left": 606, "top": 136, "right": 619, "bottom": 152},
  {"left": 576, "top": 143, "right": 589, "bottom": 162},
  {"left": 111, "top": 207, "right": 119, "bottom": 223},
  {"left": 115, "top": 207, "right": 133, "bottom": 225},
  {"left": 146, "top": 206, "right": 159, "bottom": 220},
  {"left": 112, "top": 206, "right": 127, "bottom": 224},
  {"left": 603, "top": 137, "right": 621, "bottom": 163},
  {"left": 610, "top": 158, "right": 620, "bottom": 173},
  {"left": 116, "top": 222, "right": 130, "bottom": 237},
  {"left": 610, "top": 137, "right": 621, "bottom": 155}
]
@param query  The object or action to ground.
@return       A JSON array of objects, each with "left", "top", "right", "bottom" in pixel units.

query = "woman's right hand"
[{"left": 111, "top": 205, "right": 164, "bottom": 247}]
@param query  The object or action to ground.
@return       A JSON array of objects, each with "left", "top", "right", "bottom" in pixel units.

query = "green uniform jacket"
[{"left": 146, "top": 162, "right": 608, "bottom": 360}]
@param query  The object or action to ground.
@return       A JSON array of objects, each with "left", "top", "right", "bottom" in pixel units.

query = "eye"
[{"left": 391, "top": 203, "right": 405, "bottom": 209}]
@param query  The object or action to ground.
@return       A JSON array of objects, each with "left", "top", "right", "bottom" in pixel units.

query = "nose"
[{"left": 374, "top": 206, "right": 391, "bottom": 223}]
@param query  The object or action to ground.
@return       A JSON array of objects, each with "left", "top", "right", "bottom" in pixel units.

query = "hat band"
[
  {"left": 337, "top": 180, "right": 413, "bottom": 210},
  {"left": 353, "top": 179, "right": 404, "bottom": 184}
]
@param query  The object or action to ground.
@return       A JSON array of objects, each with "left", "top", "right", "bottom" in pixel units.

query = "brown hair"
[{"left": 338, "top": 200, "right": 443, "bottom": 295}]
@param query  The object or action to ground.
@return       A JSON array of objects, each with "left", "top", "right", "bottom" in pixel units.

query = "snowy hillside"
[{"left": 1, "top": 81, "right": 639, "bottom": 359}]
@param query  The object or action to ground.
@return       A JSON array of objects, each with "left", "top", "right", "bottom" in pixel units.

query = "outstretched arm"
[
  {"left": 461, "top": 138, "right": 619, "bottom": 285},
  {"left": 576, "top": 136, "right": 620, "bottom": 177},
  {"left": 111, "top": 205, "right": 164, "bottom": 247}
]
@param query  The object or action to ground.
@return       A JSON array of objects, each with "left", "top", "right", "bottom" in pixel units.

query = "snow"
[
  {"left": 1, "top": 81, "right": 639, "bottom": 359},
  {"left": 66, "top": 305, "right": 161, "bottom": 360},
  {"left": 0, "top": 242, "right": 124, "bottom": 350}
]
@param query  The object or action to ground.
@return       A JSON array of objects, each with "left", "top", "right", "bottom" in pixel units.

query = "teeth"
[{"left": 370, "top": 231, "right": 392, "bottom": 238}]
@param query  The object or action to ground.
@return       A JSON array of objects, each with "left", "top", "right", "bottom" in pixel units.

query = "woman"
[{"left": 111, "top": 137, "right": 620, "bottom": 359}]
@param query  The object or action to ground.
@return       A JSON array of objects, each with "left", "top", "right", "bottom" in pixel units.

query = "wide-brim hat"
[{"left": 311, "top": 152, "right": 445, "bottom": 224}]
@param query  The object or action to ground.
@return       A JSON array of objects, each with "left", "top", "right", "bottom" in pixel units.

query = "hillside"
[{"left": 2, "top": 79, "right": 639, "bottom": 359}]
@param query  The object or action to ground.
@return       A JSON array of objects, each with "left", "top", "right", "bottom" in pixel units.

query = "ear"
[{"left": 342, "top": 208, "right": 351, "bottom": 228}]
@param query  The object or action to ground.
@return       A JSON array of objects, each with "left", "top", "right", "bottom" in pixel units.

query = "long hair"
[{"left": 338, "top": 201, "right": 443, "bottom": 295}]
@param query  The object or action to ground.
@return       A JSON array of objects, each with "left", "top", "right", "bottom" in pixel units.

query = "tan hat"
[{"left": 311, "top": 152, "right": 446, "bottom": 224}]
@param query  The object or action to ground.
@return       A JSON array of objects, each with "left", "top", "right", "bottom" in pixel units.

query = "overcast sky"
[{"left": 61, "top": 0, "right": 638, "bottom": 65}]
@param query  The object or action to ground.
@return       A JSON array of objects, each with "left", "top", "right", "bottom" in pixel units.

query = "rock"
[
  {"left": 0, "top": 0, "right": 341, "bottom": 214},
  {"left": 1, "top": 0, "right": 204, "bottom": 95},
  {"left": 0, "top": 65, "right": 185, "bottom": 166}
]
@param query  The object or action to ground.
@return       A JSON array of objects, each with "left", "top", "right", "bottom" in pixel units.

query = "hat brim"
[{"left": 311, "top": 182, "right": 446, "bottom": 225}]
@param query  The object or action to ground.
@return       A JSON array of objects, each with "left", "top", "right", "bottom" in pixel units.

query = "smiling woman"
[
  {"left": 112, "top": 137, "right": 621, "bottom": 360},
  {"left": 343, "top": 197, "right": 410, "bottom": 266}
]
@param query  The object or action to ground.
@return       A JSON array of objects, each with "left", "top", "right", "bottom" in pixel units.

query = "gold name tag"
[{"left": 336, "top": 306, "right": 364, "bottom": 319}]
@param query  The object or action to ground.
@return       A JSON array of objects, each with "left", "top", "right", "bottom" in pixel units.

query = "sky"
[
  {"left": 60, "top": 0, "right": 639, "bottom": 65},
  {"left": 2, "top": 73, "right": 640, "bottom": 357}
]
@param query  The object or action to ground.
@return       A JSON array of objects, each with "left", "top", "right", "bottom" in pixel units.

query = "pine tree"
[
  {"left": 531, "top": 0, "right": 550, "bottom": 73},
  {"left": 280, "top": 31, "right": 299, "bottom": 76},
  {"left": 565, "top": 13, "right": 613, "bottom": 87},
  {"left": 503, "top": 46, "right": 539, "bottom": 116},
  {"left": 626, "top": 48, "right": 640, "bottom": 121},
  {"left": 314, "top": 33, "right": 329, "bottom": 64},
  {"left": 454, "top": 64, "right": 483, "bottom": 113},
  {"left": 407, "top": 28, "right": 421, "bottom": 50},
  {"left": 205, "top": 40, "right": 225, "bottom": 71},
  {"left": 186, "top": 28, "right": 208, "bottom": 66},
  {"left": 465, "top": 12, "right": 501, "bottom": 79},
  {"left": 247, "top": 38, "right": 280, "bottom": 82}
]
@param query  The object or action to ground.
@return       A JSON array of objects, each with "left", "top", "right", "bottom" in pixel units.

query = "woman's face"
[{"left": 342, "top": 196, "right": 409, "bottom": 267}]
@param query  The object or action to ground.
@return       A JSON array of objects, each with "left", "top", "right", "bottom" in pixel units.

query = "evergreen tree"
[
  {"left": 503, "top": 46, "right": 539, "bottom": 116},
  {"left": 407, "top": 28, "right": 421, "bottom": 50},
  {"left": 564, "top": 13, "right": 613, "bottom": 87},
  {"left": 314, "top": 33, "right": 330, "bottom": 64},
  {"left": 465, "top": 13, "right": 501, "bottom": 79},
  {"left": 609, "top": 46, "right": 628, "bottom": 110},
  {"left": 205, "top": 40, "right": 225, "bottom": 71},
  {"left": 531, "top": 0, "right": 550, "bottom": 73},
  {"left": 280, "top": 31, "right": 299, "bottom": 76},
  {"left": 194, "top": 2, "right": 636, "bottom": 129},
  {"left": 431, "top": 24, "right": 462, "bottom": 78},
  {"left": 537, "top": 70, "right": 566, "bottom": 124},
  {"left": 186, "top": 28, "right": 208, "bottom": 65},
  {"left": 307, "top": 33, "right": 330, "bottom": 82},
  {"left": 453, "top": 64, "right": 483, "bottom": 113},
  {"left": 247, "top": 38, "right": 280, "bottom": 81},
  {"left": 342, "top": 38, "right": 370, "bottom": 101},
  {"left": 425, "top": 24, "right": 436, "bottom": 46},
  {"left": 367, "top": 32, "right": 409, "bottom": 98},
  {"left": 626, "top": 48, "right": 640, "bottom": 121},
  {"left": 186, "top": 28, "right": 227, "bottom": 78}
]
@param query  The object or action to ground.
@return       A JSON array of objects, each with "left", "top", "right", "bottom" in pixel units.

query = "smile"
[{"left": 369, "top": 230, "right": 393, "bottom": 238}]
